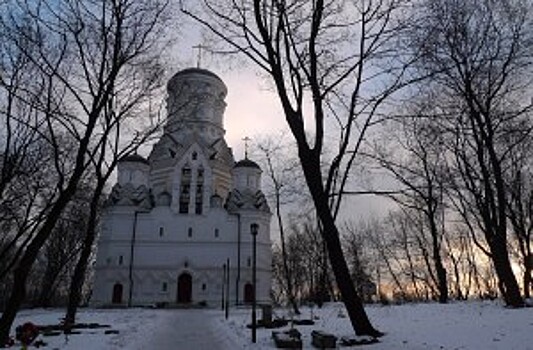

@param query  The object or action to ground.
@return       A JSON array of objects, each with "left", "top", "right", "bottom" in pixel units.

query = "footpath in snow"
[{"left": 11, "top": 308, "right": 237, "bottom": 350}]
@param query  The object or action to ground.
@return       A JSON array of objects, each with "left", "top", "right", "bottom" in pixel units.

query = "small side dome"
[
  {"left": 234, "top": 158, "right": 261, "bottom": 170},
  {"left": 119, "top": 154, "right": 148, "bottom": 165}
]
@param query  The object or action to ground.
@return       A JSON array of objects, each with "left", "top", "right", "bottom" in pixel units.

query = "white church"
[{"left": 91, "top": 68, "right": 272, "bottom": 307}]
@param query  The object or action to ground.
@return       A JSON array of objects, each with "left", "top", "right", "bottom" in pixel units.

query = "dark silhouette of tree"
[
  {"left": 506, "top": 137, "right": 533, "bottom": 299},
  {"left": 366, "top": 114, "right": 449, "bottom": 302},
  {"left": 0, "top": 0, "right": 171, "bottom": 342},
  {"left": 254, "top": 134, "right": 304, "bottom": 314},
  {"left": 409, "top": 0, "right": 533, "bottom": 307},
  {"left": 185, "top": 0, "right": 416, "bottom": 336}
]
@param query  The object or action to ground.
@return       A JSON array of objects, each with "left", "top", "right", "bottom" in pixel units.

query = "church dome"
[
  {"left": 165, "top": 67, "right": 228, "bottom": 140},
  {"left": 169, "top": 68, "right": 223, "bottom": 83},
  {"left": 167, "top": 67, "right": 226, "bottom": 95},
  {"left": 234, "top": 158, "right": 261, "bottom": 169},
  {"left": 119, "top": 153, "right": 148, "bottom": 164}
]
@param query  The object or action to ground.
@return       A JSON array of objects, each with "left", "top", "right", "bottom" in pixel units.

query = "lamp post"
[
  {"left": 222, "top": 263, "right": 226, "bottom": 311},
  {"left": 226, "top": 258, "right": 230, "bottom": 320},
  {"left": 250, "top": 223, "right": 259, "bottom": 343},
  {"left": 128, "top": 211, "right": 140, "bottom": 307},
  {"left": 128, "top": 209, "right": 150, "bottom": 307}
]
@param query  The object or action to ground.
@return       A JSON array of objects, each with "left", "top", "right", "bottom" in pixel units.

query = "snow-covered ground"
[
  {"left": 6, "top": 301, "right": 532, "bottom": 349},
  {"left": 218, "top": 301, "right": 532, "bottom": 349}
]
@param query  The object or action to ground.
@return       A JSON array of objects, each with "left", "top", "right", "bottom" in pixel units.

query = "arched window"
[
  {"left": 188, "top": 227, "right": 193, "bottom": 238},
  {"left": 214, "top": 228, "right": 219, "bottom": 238},
  {"left": 195, "top": 168, "right": 204, "bottom": 214},
  {"left": 179, "top": 166, "right": 191, "bottom": 214}
]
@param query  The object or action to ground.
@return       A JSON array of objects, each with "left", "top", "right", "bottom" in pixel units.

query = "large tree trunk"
[
  {"left": 0, "top": 264, "right": 28, "bottom": 340},
  {"left": 434, "top": 254, "right": 448, "bottom": 303},
  {"left": 490, "top": 237, "right": 523, "bottom": 307},
  {"left": 64, "top": 185, "right": 102, "bottom": 325},
  {"left": 0, "top": 112, "right": 98, "bottom": 344},
  {"left": 0, "top": 192, "right": 73, "bottom": 343},
  {"left": 524, "top": 269, "right": 531, "bottom": 299},
  {"left": 524, "top": 252, "right": 532, "bottom": 299},
  {"left": 301, "top": 151, "right": 382, "bottom": 337},
  {"left": 318, "top": 206, "right": 381, "bottom": 336},
  {"left": 488, "top": 146, "right": 523, "bottom": 307}
]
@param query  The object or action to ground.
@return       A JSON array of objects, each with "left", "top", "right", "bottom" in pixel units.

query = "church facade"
[{"left": 91, "top": 68, "right": 272, "bottom": 307}]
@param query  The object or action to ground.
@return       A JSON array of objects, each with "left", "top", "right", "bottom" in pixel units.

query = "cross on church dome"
[{"left": 242, "top": 136, "right": 251, "bottom": 159}]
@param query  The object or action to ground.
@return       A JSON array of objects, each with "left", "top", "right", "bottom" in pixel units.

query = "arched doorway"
[
  {"left": 177, "top": 273, "right": 192, "bottom": 303},
  {"left": 244, "top": 282, "right": 254, "bottom": 303},
  {"left": 112, "top": 283, "right": 123, "bottom": 304}
]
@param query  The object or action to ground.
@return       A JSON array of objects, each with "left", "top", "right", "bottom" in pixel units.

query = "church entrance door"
[
  {"left": 244, "top": 282, "right": 254, "bottom": 303},
  {"left": 112, "top": 283, "right": 123, "bottom": 304},
  {"left": 177, "top": 273, "right": 192, "bottom": 303}
]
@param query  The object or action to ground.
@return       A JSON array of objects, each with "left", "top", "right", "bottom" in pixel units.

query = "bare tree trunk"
[
  {"left": 524, "top": 252, "right": 532, "bottom": 299},
  {"left": 445, "top": 235, "right": 464, "bottom": 300},
  {"left": 428, "top": 218, "right": 448, "bottom": 303},
  {"left": 185, "top": 0, "right": 411, "bottom": 337},
  {"left": 64, "top": 182, "right": 104, "bottom": 325},
  {"left": 278, "top": 214, "right": 300, "bottom": 314},
  {"left": 0, "top": 0, "right": 168, "bottom": 341},
  {"left": 490, "top": 238, "right": 523, "bottom": 306},
  {"left": 0, "top": 191, "right": 76, "bottom": 342},
  {"left": 302, "top": 157, "right": 382, "bottom": 337}
]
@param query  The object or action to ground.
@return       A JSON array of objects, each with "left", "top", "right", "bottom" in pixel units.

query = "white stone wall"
[{"left": 92, "top": 205, "right": 271, "bottom": 306}]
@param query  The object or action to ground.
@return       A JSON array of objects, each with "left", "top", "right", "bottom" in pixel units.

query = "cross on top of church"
[
  {"left": 242, "top": 136, "right": 251, "bottom": 159},
  {"left": 193, "top": 44, "right": 208, "bottom": 68}
]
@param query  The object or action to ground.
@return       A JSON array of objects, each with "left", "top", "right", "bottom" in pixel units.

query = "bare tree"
[
  {"left": 366, "top": 216, "right": 408, "bottom": 300},
  {"left": 367, "top": 114, "right": 449, "bottom": 302},
  {"left": 0, "top": 137, "right": 57, "bottom": 285},
  {"left": 254, "top": 133, "right": 306, "bottom": 314},
  {"left": 342, "top": 220, "right": 378, "bottom": 303},
  {"left": 185, "top": 0, "right": 417, "bottom": 336},
  {"left": 64, "top": 83, "right": 165, "bottom": 325},
  {"left": 409, "top": 0, "right": 533, "bottom": 306},
  {"left": 0, "top": 0, "right": 171, "bottom": 342},
  {"left": 285, "top": 215, "right": 333, "bottom": 304},
  {"left": 34, "top": 184, "right": 92, "bottom": 307},
  {"left": 0, "top": 25, "right": 54, "bottom": 282}
]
